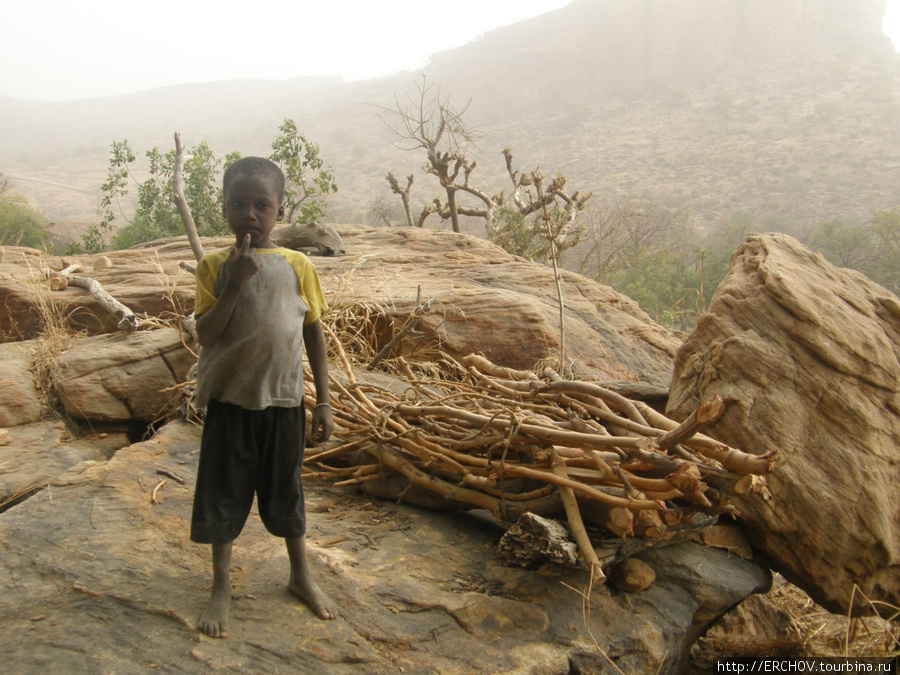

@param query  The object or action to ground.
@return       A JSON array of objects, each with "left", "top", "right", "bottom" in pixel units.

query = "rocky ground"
[
  {"left": 0, "top": 226, "right": 898, "bottom": 672},
  {"left": 0, "top": 419, "right": 771, "bottom": 674}
]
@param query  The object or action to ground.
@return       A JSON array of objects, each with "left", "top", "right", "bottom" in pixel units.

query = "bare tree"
[
  {"left": 380, "top": 79, "right": 591, "bottom": 264},
  {"left": 378, "top": 77, "right": 483, "bottom": 233},
  {"left": 572, "top": 197, "right": 687, "bottom": 282}
]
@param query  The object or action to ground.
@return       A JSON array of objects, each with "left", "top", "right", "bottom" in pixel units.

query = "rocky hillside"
[{"left": 2, "top": 0, "right": 899, "bottom": 235}]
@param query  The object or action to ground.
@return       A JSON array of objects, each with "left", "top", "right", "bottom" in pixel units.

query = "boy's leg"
[
  {"left": 199, "top": 541, "right": 233, "bottom": 638},
  {"left": 285, "top": 535, "right": 336, "bottom": 620}
]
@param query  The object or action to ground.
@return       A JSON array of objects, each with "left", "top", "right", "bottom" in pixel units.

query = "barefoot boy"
[{"left": 191, "top": 156, "right": 336, "bottom": 638}]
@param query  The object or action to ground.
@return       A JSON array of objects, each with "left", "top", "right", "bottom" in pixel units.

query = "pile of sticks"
[{"left": 305, "top": 329, "right": 776, "bottom": 578}]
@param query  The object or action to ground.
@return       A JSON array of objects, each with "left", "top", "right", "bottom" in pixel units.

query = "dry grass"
[
  {"left": 0, "top": 481, "right": 48, "bottom": 512},
  {"left": 21, "top": 256, "right": 82, "bottom": 411},
  {"left": 322, "top": 259, "right": 452, "bottom": 377},
  {"left": 141, "top": 253, "right": 192, "bottom": 331},
  {"left": 783, "top": 584, "right": 900, "bottom": 658}
]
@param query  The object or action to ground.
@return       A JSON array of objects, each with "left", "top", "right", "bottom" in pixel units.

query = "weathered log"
[
  {"left": 304, "top": 342, "right": 775, "bottom": 550},
  {"left": 656, "top": 396, "right": 725, "bottom": 450},
  {"left": 496, "top": 512, "right": 580, "bottom": 569},
  {"left": 66, "top": 275, "right": 137, "bottom": 331}
]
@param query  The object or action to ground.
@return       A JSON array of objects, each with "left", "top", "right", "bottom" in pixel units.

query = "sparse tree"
[
  {"left": 492, "top": 151, "right": 590, "bottom": 262},
  {"left": 572, "top": 197, "right": 687, "bottom": 283},
  {"left": 378, "top": 77, "right": 483, "bottom": 233},
  {"left": 808, "top": 217, "right": 874, "bottom": 273},
  {"left": 870, "top": 207, "right": 900, "bottom": 293},
  {"left": 82, "top": 120, "right": 336, "bottom": 252},
  {"left": 367, "top": 191, "right": 408, "bottom": 228},
  {"left": 380, "top": 79, "right": 590, "bottom": 260}
]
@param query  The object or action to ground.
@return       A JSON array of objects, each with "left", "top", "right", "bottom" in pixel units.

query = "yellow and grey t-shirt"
[{"left": 194, "top": 247, "right": 327, "bottom": 410}]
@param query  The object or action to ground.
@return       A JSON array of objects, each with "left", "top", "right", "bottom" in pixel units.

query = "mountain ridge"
[{"left": 2, "top": 0, "right": 898, "bottom": 234}]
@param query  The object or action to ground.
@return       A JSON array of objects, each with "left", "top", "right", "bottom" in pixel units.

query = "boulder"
[
  {"left": 0, "top": 246, "right": 53, "bottom": 340},
  {"left": 0, "top": 243, "right": 196, "bottom": 339},
  {"left": 274, "top": 221, "right": 345, "bottom": 255},
  {"left": 0, "top": 420, "right": 129, "bottom": 507},
  {"left": 667, "top": 232, "right": 900, "bottom": 613},
  {"left": 0, "top": 342, "right": 43, "bottom": 427},
  {"left": 53, "top": 328, "right": 195, "bottom": 423},
  {"left": 0, "top": 419, "right": 770, "bottom": 674},
  {"left": 2, "top": 228, "right": 679, "bottom": 387},
  {"left": 313, "top": 226, "right": 679, "bottom": 387}
]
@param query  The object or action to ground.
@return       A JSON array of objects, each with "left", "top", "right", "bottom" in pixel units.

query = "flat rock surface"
[{"left": 0, "top": 420, "right": 770, "bottom": 674}]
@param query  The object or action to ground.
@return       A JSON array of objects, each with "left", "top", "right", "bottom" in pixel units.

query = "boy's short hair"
[{"left": 223, "top": 157, "right": 286, "bottom": 204}]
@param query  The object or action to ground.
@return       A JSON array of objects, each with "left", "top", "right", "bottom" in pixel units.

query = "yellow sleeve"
[
  {"left": 194, "top": 251, "right": 227, "bottom": 316},
  {"left": 299, "top": 258, "right": 328, "bottom": 325},
  {"left": 280, "top": 249, "right": 328, "bottom": 325}
]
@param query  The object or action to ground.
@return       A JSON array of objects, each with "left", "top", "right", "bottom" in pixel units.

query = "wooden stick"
[
  {"left": 173, "top": 132, "right": 205, "bottom": 263},
  {"left": 393, "top": 403, "right": 654, "bottom": 452},
  {"left": 150, "top": 479, "right": 166, "bottom": 504},
  {"left": 66, "top": 275, "right": 137, "bottom": 331},
  {"left": 656, "top": 396, "right": 725, "bottom": 450},
  {"left": 551, "top": 451, "right": 605, "bottom": 581}
]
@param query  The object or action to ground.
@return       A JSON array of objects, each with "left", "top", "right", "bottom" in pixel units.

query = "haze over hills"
[{"left": 2, "top": 0, "right": 899, "bottom": 235}]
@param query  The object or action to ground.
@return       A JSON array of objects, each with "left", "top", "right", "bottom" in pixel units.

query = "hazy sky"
[{"left": 4, "top": 0, "right": 900, "bottom": 102}]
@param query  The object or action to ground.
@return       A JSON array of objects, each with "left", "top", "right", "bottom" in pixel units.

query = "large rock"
[
  {"left": 312, "top": 226, "right": 679, "bottom": 387},
  {"left": 53, "top": 328, "right": 195, "bottom": 423},
  {"left": 2, "top": 228, "right": 679, "bottom": 387},
  {"left": 0, "top": 244, "right": 197, "bottom": 340},
  {"left": 0, "top": 419, "right": 769, "bottom": 674},
  {"left": 0, "top": 342, "right": 42, "bottom": 427},
  {"left": 0, "top": 420, "right": 128, "bottom": 507},
  {"left": 667, "top": 232, "right": 900, "bottom": 613}
]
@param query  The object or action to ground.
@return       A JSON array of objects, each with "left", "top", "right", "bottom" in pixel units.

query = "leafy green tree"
[
  {"left": 111, "top": 140, "right": 233, "bottom": 250},
  {"left": 269, "top": 118, "right": 338, "bottom": 224},
  {"left": 610, "top": 249, "right": 696, "bottom": 327},
  {"left": 0, "top": 175, "right": 51, "bottom": 249},
  {"left": 82, "top": 120, "right": 335, "bottom": 253},
  {"left": 78, "top": 139, "right": 229, "bottom": 252}
]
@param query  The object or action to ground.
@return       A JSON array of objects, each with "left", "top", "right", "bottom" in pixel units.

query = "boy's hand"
[
  {"left": 309, "top": 403, "right": 334, "bottom": 445},
  {"left": 224, "top": 234, "right": 260, "bottom": 289}
]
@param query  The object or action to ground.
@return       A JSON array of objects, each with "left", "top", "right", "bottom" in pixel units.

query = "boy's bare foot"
[
  {"left": 288, "top": 573, "right": 337, "bottom": 620},
  {"left": 200, "top": 542, "right": 233, "bottom": 638},
  {"left": 198, "top": 587, "right": 231, "bottom": 638},
  {"left": 285, "top": 536, "right": 336, "bottom": 620}
]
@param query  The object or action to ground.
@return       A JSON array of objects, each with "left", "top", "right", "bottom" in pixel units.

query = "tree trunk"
[{"left": 446, "top": 187, "right": 461, "bottom": 233}]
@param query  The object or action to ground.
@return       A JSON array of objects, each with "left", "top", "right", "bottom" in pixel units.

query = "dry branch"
[
  {"left": 368, "top": 286, "right": 434, "bottom": 369},
  {"left": 304, "top": 342, "right": 777, "bottom": 575},
  {"left": 173, "top": 132, "right": 205, "bottom": 263},
  {"left": 49, "top": 265, "right": 137, "bottom": 331}
]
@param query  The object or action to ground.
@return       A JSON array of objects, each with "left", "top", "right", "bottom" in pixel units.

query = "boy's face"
[{"left": 223, "top": 172, "right": 284, "bottom": 249}]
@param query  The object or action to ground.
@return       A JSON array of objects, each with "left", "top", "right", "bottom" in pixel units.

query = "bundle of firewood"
[{"left": 304, "top": 328, "right": 776, "bottom": 578}]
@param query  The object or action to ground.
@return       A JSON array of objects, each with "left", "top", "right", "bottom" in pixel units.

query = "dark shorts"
[{"left": 190, "top": 399, "right": 306, "bottom": 544}]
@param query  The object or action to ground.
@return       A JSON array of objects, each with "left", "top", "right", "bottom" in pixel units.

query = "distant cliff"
[{"left": 430, "top": 0, "right": 892, "bottom": 92}]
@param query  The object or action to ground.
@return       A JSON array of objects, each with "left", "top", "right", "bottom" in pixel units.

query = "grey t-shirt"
[{"left": 195, "top": 250, "right": 312, "bottom": 410}]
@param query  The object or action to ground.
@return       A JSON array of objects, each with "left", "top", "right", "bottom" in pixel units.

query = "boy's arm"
[
  {"left": 196, "top": 235, "right": 259, "bottom": 348},
  {"left": 303, "top": 319, "right": 333, "bottom": 443}
]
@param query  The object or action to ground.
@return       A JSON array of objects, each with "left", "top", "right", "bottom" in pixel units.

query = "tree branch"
[{"left": 173, "top": 133, "right": 205, "bottom": 263}]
